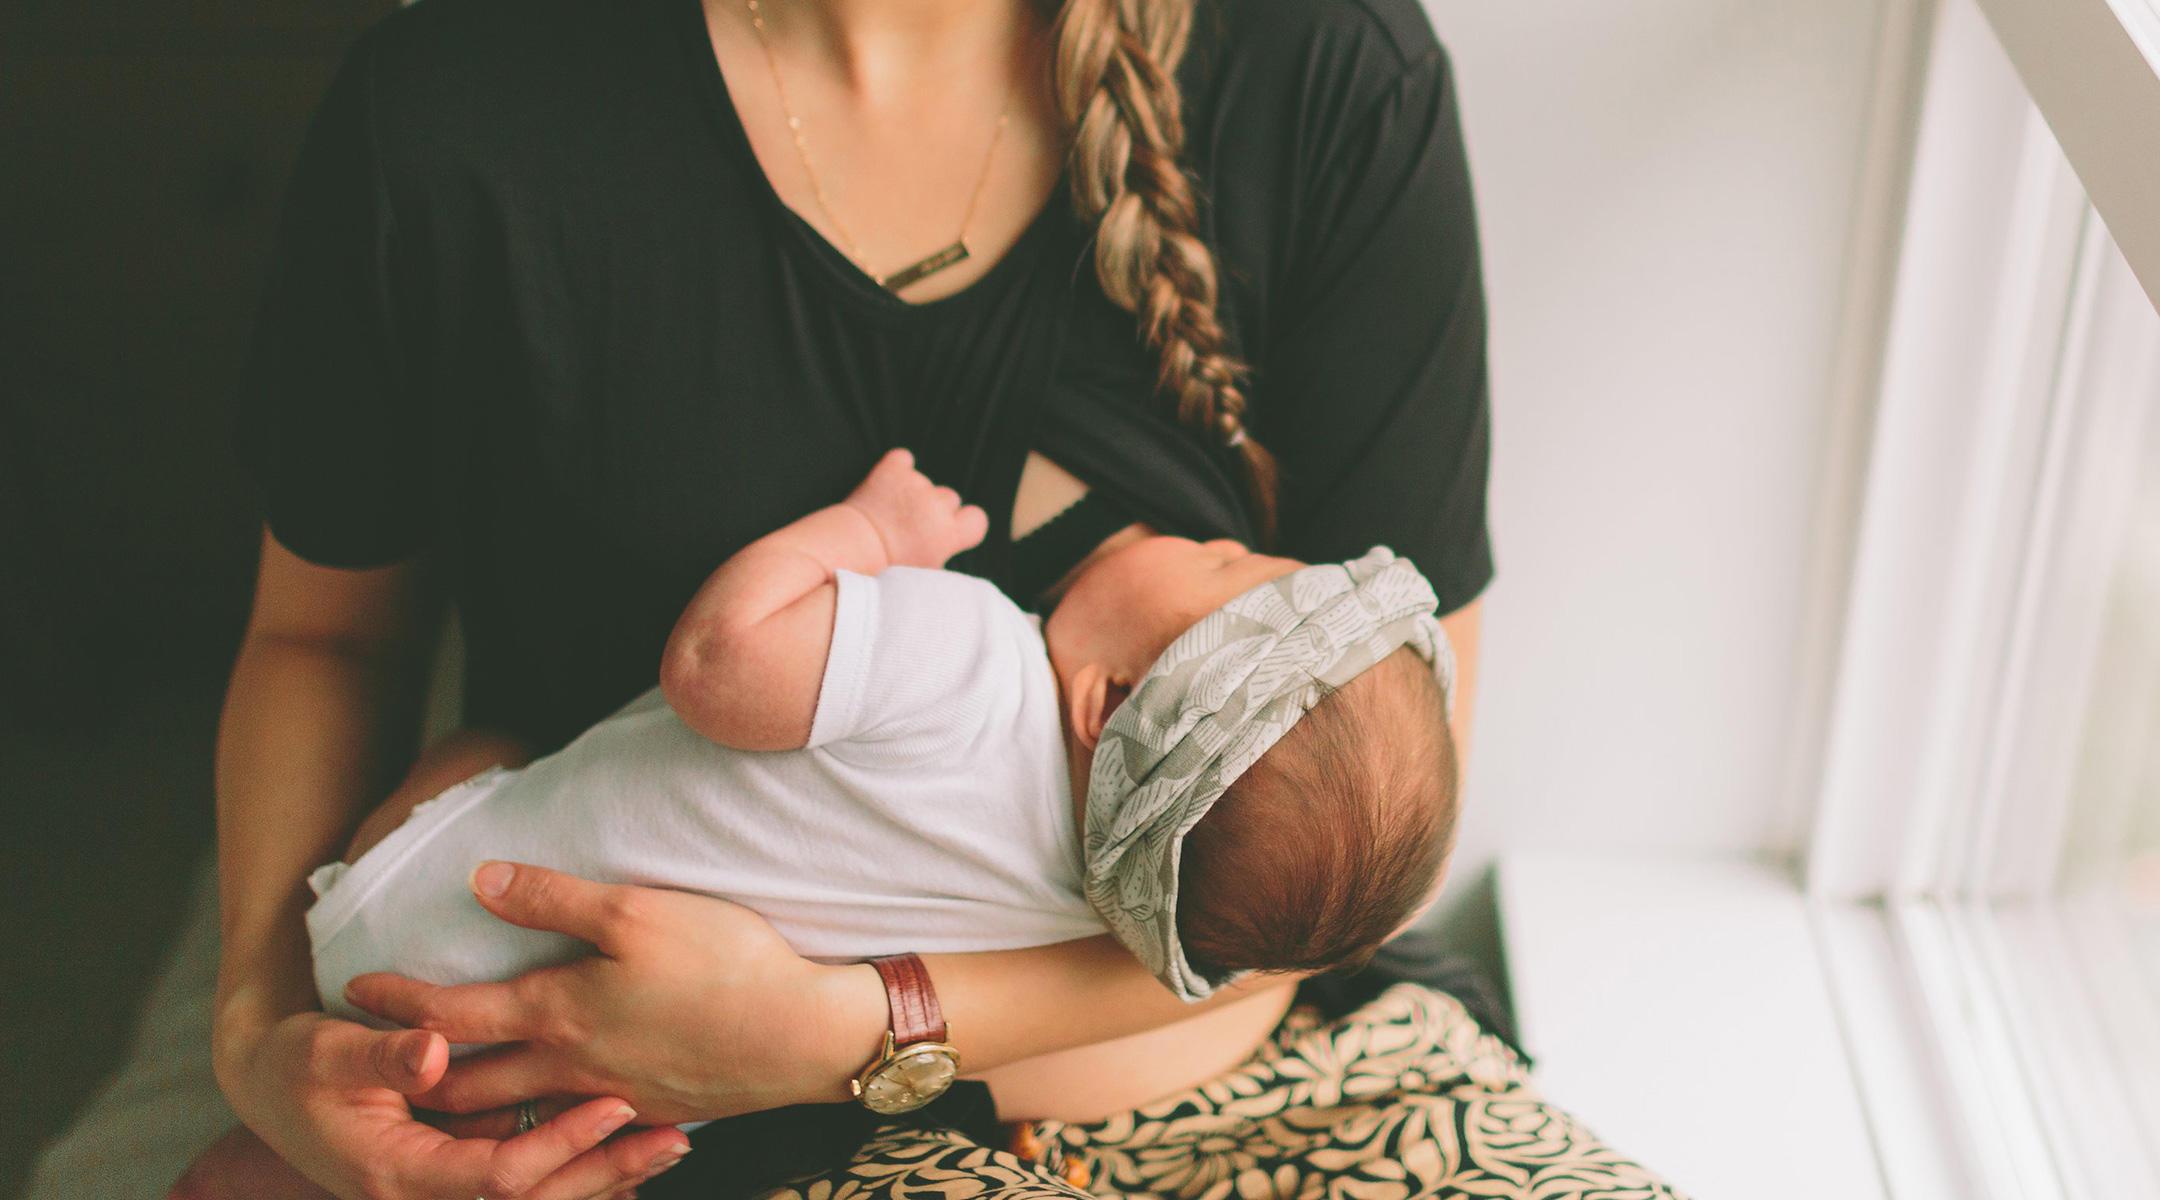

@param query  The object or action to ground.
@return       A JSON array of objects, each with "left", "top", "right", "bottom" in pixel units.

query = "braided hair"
[{"left": 1045, "top": 0, "right": 1280, "bottom": 543}]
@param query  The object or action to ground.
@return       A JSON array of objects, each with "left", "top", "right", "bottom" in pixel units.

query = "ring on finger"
[{"left": 514, "top": 1098, "right": 542, "bottom": 1135}]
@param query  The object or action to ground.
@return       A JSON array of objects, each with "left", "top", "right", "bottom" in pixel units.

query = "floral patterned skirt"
[{"left": 762, "top": 983, "right": 1688, "bottom": 1200}]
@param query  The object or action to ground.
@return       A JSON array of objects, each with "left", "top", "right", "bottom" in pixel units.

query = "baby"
[{"left": 308, "top": 450, "right": 1461, "bottom": 1064}]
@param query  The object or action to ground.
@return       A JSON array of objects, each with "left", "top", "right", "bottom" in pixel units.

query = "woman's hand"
[
  {"left": 213, "top": 1005, "right": 689, "bottom": 1200},
  {"left": 344, "top": 863, "right": 887, "bottom": 1124}
]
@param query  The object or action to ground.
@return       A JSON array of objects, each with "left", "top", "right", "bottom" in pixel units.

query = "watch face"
[{"left": 860, "top": 1044, "right": 959, "bottom": 1114}]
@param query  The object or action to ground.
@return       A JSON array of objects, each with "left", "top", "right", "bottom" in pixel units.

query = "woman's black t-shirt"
[{"left": 237, "top": 0, "right": 1494, "bottom": 752}]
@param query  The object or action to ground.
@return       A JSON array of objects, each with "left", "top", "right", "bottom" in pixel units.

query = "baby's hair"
[{"left": 1177, "top": 645, "right": 1458, "bottom": 976}]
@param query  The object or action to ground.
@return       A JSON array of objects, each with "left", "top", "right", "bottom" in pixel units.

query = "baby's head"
[
  {"left": 1045, "top": 537, "right": 1460, "bottom": 998},
  {"left": 1043, "top": 535, "right": 1311, "bottom": 745},
  {"left": 1177, "top": 643, "right": 1456, "bottom": 974}
]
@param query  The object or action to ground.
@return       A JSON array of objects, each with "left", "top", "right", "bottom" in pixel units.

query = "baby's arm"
[{"left": 660, "top": 449, "right": 988, "bottom": 750}]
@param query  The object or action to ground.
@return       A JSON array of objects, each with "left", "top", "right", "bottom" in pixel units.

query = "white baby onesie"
[{"left": 306, "top": 566, "right": 1102, "bottom": 1035}]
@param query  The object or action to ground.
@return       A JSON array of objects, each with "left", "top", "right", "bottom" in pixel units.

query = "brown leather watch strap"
[{"left": 869, "top": 953, "right": 947, "bottom": 1046}]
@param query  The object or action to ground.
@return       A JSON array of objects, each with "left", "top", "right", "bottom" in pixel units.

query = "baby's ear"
[
  {"left": 1067, "top": 664, "right": 1123, "bottom": 753},
  {"left": 1103, "top": 677, "right": 1133, "bottom": 724}
]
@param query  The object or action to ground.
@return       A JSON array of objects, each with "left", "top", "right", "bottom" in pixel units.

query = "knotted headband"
[{"left": 1081, "top": 546, "right": 1457, "bottom": 1001}]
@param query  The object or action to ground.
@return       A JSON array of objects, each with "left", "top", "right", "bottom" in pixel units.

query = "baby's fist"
[{"left": 845, "top": 449, "right": 990, "bottom": 569}]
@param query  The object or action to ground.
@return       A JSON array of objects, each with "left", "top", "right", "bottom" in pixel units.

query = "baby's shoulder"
[{"left": 869, "top": 567, "right": 1041, "bottom": 633}]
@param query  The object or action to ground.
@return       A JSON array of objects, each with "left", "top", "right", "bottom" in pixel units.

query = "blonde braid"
[{"left": 1046, "top": 0, "right": 1280, "bottom": 543}]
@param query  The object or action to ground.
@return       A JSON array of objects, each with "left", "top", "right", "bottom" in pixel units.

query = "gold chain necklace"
[{"left": 744, "top": 0, "right": 1014, "bottom": 294}]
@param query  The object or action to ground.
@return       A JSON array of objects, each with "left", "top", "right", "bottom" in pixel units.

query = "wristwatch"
[{"left": 849, "top": 953, "right": 960, "bottom": 1114}]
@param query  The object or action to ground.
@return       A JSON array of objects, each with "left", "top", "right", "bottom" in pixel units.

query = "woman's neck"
[{"left": 764, "top": 0, "right": 1041, "bottom": 92}]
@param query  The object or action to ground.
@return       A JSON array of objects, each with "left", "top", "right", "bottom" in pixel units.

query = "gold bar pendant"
[{"left": 879, "top": 241, "right": 970, "bottom": 294}]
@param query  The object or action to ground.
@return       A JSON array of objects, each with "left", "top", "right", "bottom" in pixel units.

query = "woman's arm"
[
  {"left": 346, "top": 867, "right": 1295, "bottom": 1122},
  {"left": 212, "top": 530, "right": 438, "bottom": 1050},
  {"left": 1439, "top": 598, "right": 1482, "bottom": 770},
  {"left": 209, "top": 529, "right": 683, "bottom": 1200}
]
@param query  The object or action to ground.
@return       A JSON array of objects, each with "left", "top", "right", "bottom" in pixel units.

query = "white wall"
[{"left": 1428, "top": 0, "right": 1888, "bottom": 901}]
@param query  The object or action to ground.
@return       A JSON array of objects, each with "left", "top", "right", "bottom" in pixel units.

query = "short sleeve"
[
  {"left": 1257, "top": 41, "right": 1494, "bottom": 615},
  {"left": 807, "top": 568, "right": 1020, "bottom": 761},
  {"left": 234, "top": 30, "right": 431, "bottom": 569}
]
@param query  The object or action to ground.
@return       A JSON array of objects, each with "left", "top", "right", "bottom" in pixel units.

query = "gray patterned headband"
[{"left": 1081, "top": 546, "right": 1457, "bottom": 1001}]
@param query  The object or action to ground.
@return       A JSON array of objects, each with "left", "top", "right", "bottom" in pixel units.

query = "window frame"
[
  {"left": 1972, "top": 0, "right": 2160, "bottom": 315},
  {"left": 1501, "top": 1, "right": 2160, "bottom": 1195},
  {"left": 1804, "top": 3, "right": 2160, "bottom": 905},
  {"left": 1798, "top": 0, "right": 2160, "bottom": 1192}
]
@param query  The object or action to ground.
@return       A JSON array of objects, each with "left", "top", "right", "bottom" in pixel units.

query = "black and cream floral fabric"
[{"left": 763, "top": 984, "right": 1687, "bottom": 1200}]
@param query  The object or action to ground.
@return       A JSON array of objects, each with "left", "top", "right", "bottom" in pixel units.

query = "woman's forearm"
[
  {"left": 915, "top": 937, "right": 1280, "bottom": 1074},
  {"left": 213, "top": 632, "right": 428, "bottom": 1045}
]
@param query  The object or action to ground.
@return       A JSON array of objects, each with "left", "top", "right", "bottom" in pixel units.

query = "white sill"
[{"left": 1497, "top": 852, "right": 1887, "bottom": 1200}]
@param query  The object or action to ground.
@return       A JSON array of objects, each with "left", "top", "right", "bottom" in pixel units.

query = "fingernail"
[
  {"left": 646, "top": 1147, "right": 689, "bottom": 1174},
  {"left": 404, "top": 1035, "right": 433, "bottom": 1076},
  {"left": 472, "top": 861, "right": 514, "bottom": 897},
  {"left": 597, "top": 1104, "right": 637, "bottom": 1136}
]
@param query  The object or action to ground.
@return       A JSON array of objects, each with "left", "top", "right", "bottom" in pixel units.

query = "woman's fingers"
[
  {"left": 475, "top": 1097, "right": 639, "bottom": 1199},
  {"left": 423, "top": 1097, "right": 567, "bottom": 1139},
  {"left": 307, "top": 1022, "right": 447, "bottom": 1094},
  {"left": 396, "top": 1100, "right": 644, "bottom": 1200},
  {"left": 237, "top": 1011, "right": 649, "bottom": 1200},
  {"left": 415, "top": 1044, "right": 579, "bottom": 1114},
  {"left": 343, "top": 972, "right": 526, "bottom": 1042},
  {"left": 468, "top": 862, "right": 643, "bottom": 952},
  {"left": 419, "top": 1101, "right": 687, "bottom": 1200},
  {"left": 344, "top": 966, "right": 569, "bottom": 1045},
  {"left": 521, "top": 1127, "right": 690, "bottom": 1200},
  {"left": 393, "top": 1123, "right": 626, "bottom": 1200}
]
